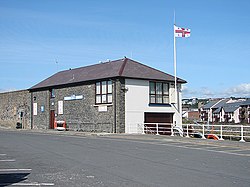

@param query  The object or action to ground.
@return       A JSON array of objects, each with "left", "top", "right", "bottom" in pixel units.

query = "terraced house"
[
  {"left": 0, "top": 58, "right": 186, "bottom": 134},
  {"left": 200, "top": 99, "right": 250, "bottom": 124}
]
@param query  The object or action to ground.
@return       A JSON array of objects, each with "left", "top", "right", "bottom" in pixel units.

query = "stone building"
[
  {"left": 1, "top": 57, "right": 186, "bottom": 133},
  {"left": 0, "top": 90, "right": 31, "bottom": 128}
]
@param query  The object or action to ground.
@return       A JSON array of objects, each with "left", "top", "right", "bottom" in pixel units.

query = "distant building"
[
  {"left": 183, "top": 110, "right": 199, "bottom": 121},
  {"left": 199, "top": 98, "right": 250, "bottom": 123}
]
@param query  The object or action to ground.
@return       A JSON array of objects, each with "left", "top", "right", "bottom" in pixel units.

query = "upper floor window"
[
  {"left": 96, "top": 81, "right": 112, "bottom": 104},
  {"left": 50, "top": 89, "right": 55, "bottom": 98},
  {"left": 149, "top": 82, "right": 169, "bottom": 104}
]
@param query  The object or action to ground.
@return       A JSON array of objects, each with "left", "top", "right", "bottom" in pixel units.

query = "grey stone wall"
[
  {"left": 32, "top": 90, "right": 50, "bottom": 129},
  {"left": 56, "top": 83, "right": 114, "bottom": 133},
  {"left": 31, "top": 79, "right": 126, "bottom": 133},
  {"left": 0, "top": 90, "right": 31, "bottom": 129},
  {"left": 115, "top": 78, "right": 125, "bottom": 133}
]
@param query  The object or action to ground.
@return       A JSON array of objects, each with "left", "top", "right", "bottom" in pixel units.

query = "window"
[
  {"left": 149, "top": 82, "right": 169, "bottom": 104},
  {"left": 50, "top": 89, "right": 55, "bottom": 98},
  {"left": 96, "top": 81, "right": 112, "bottom": 104}
]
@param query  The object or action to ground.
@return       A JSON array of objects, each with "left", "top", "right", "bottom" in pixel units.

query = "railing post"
[
  {"left": 142, "top": 124, "right": 145, "bottom": 134},
  {"left": 239, "top": 125, "right": 245, "bottom": 142},
  {"left": 171, "top": 123, "right": 174, "bottom": 136},
  {"left": 202, "top": 124, "right": 206, "bottom": 139},
  {"left": 156, "top": 123, "right": 159, "bottom": 135},
  {"left": 219, "top": 125, "right": 224, "bottom": 140},
  {"left": 186, "top": 124, "right": 190, "bottom": 138}
]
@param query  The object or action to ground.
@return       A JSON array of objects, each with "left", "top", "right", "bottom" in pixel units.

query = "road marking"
[
  {"left": 224, "top": 148, "right": 250, "bottom": 152},
  {"left": 0, "top": 154, "right": 6, "bottom": 156},
  {"left": 0, "top": 169, "right": 32, "bottom": 172},
  {"left": 99, "top": 137, "right": 250, "bottom": 157},
  {"left": 0, "top": 183, "right": 54, "bottom": 186},
  {"left": 154, "top": 142, "right": 250, "bottom": 157},
  {"left": 0, "top": 159, "right": 15, "bottom": 162}
]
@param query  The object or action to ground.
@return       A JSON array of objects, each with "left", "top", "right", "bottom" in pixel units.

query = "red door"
[{"left": 50, "top": 110, "right": 55, "bottom": 129}]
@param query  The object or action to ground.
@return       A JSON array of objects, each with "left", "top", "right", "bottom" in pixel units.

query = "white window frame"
[
  {"left": 95, "top": 81, "right": 113, "bottom": 104},
  {"left": 149, "top": 82, "right": 169, "bottom": 104}
]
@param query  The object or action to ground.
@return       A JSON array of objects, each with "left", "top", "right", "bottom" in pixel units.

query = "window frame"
[
  {"left": 95, "top": 80, "right": 113, "bottom": 104},
  {"left": 149, "top": 82, "right": 169, "bottom": 104}
]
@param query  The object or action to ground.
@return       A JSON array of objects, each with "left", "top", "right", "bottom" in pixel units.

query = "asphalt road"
[{"left": 0, "top": 130, "right": 250, "bottom": 187}]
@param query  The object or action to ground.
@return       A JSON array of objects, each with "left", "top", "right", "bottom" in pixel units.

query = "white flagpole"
[{"left": 173, "top": 13, "right": 178, "bottom": 108}]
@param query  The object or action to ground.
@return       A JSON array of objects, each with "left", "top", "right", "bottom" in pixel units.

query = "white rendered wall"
[
  {"left": 125, "top": 79, "right": 182, "bottom": 133},
  {"left": 234, "top": 109, "right": 240, "bottom": 123}
]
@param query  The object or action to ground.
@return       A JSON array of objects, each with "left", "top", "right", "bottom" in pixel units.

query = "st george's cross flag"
[{"left": 174, "top": 25, "right": 191, "bottom": 38}]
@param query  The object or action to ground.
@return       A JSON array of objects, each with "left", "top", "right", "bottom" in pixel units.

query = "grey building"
[{"left": 1, "top": 57, "right": 187, "bottom": 133}]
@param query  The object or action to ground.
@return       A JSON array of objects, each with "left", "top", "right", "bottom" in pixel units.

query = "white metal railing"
[
  {"left": 128, "top": 123, "right": 173, "bottom": 135},
  {"left": 181, "top": 123, "right": 250, "bottom": 142},
  {"left": 128, "top": 123, "right": 250, "bottom": 142}
]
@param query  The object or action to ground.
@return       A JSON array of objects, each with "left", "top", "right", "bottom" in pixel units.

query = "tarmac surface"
[{"left": 0, "top": 128, "right": 250, "bottom": 186}]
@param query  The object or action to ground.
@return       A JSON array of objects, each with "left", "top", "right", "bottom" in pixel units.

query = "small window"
[
  {"left": 149, "top": 82, "right": 169, "bottom": 104},
  {"left": 50, "top": 89, "right": 55, "bottom": 98},
  {"left": 96, "top": 81, "right": 112, "bottom": 104},
  {"left": 96, "top": 82, "right": 101, "bottom": 94}
]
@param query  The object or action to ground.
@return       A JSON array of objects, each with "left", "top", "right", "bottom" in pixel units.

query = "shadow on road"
[{"left": 0, "top": 172, "right": 30, "bottom": 187}]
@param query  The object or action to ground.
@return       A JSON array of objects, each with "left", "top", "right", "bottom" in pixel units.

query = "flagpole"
[{"left": 173, "top": 14, "right": 178, "bottom": 110}]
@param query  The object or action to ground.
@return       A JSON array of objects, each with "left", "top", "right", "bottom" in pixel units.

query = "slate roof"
[
  {"left": 29, "top": 58, "right": 187, "bottom": 91},
  {"left": 211, "top": 99, "right": 230, "bottom": 109},
  {"left": 203, "top": 100, "right": 220, "bottom": 109},
  {"left": 213, "top": 107, "right": 222, "bottom": 114},
  {"left": 223, "top": 102, "right": 242, "bottom": 113},
  {"left": 241, "top": 99, "right": 250, "bottom": 106}
]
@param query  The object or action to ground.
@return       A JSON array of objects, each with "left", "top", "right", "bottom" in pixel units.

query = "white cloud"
[
  {"left": 182, "top": 85, "right": 215, "bottom": 98},
  {"left": 222, "top": 83, "right": 250, "bottom": 97},
  {"left": 182, "top": 83, "right": 250, "bottom": 98}
]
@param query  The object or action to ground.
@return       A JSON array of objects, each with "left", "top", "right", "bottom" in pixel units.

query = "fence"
[
  {"left": 181, "top": 123, "right": 250, "bottom": 142},
  {"left": 128, "top": 123, "right": 173, "bottom": 135},
  {"left": 129, "top": 123, "right": 250, "bottom": 142}
]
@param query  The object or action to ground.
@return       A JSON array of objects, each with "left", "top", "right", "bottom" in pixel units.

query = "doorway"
[
  {"left": 50, "top": 110, "right": 55, "bottom": 129},
  {"left": 144, "top": 112, "right": 173, "bottom": 135}
]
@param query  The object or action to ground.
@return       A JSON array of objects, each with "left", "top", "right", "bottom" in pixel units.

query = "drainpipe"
[
  {"left": 30, "top": 92, "right": 33, "bottom": 129},
  {"left": 113, "top": 79, "right": 117, "bottom": 133}
]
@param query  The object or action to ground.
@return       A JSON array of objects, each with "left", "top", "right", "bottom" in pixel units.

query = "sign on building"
[
  {"left": 58, "top": 100, "right": 63, "bottom": 115},
  {"left": 33, "top": 103, "right": 37, "bottom": 116}
]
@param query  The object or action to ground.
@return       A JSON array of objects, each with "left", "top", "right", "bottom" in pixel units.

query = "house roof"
[
  {"left": 29, "top": 57, "right": 187, "bottom": 91},
  {"left": 223, "top": 102, "right": 242, "bottom": 113},
  {"left": 211, "top": 99, "right": 230, "bottom": 109},
  {"left": 213, "top": 107, "right": 222, "bottom": 114},
  {"left": 203, "top": 100, "right": 220, "bottom": 109},
  {"left": 241, "top": 99, "right": 250, "bottom": 106}
]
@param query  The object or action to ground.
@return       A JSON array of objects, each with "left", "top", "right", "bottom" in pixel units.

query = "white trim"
[{"left": 93, "top": 104, "right": 113, "bottom": 107}]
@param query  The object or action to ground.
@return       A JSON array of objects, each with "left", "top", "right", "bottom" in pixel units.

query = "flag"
[{"left": 174, "top": 25, "right": 191, "bottom": 38}]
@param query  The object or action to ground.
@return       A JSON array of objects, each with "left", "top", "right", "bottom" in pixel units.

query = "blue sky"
[{"left": 0, "top": 0, "right": 250, "bottom": 99}]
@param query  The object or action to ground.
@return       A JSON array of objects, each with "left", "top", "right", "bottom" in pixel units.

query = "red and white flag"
[{"left": 174, "top": 25, "right": 191, "bottom": 38}]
